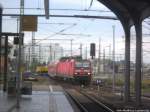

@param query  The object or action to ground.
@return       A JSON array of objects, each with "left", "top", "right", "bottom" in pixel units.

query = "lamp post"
[
  {"left": 79, "top": 43, "right": 83, "bottom": 58},
  {"left": 70, "top": 39, "right": 73, "bottom": 57},
  {"left": 103, "top": 48, "right": 105, "bottom": 75},
  {"left": 85, "top": 45, "right": 87, "bottom": 59},
  {"left": 97, "top": 38, "right": 101, "bottom": 75},
  {"left": 112, "top": 25, "right": 115, "bottom": 93}
]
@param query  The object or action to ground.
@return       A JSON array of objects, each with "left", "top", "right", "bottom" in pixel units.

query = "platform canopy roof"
[{"left": 98, "top": 0, "right": 150, "bottom": 27}]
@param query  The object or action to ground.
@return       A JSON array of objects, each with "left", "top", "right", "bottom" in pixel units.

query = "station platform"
[
  {"left": 0, "top": 91, "right": 16, "bottom": 112},
  {"left": 0, "top": 85, "right": 77, "bottom": 112}
]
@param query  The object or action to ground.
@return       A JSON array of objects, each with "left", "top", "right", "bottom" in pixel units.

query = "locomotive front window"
[
  {"left": 75, "top": 62, "right": 83, "bottom": 68},
  {"left": 75, "top": 62, "right": 90, "bottom": 68},
  {"left": 82, "top": 62, "right": 90, "bottom": 68}
]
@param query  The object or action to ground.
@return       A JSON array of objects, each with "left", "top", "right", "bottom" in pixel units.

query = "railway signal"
[{"left": 90, "top": 43, "right": 96, "bottom": 59}]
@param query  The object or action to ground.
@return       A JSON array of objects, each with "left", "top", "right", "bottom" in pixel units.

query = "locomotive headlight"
[{"left": 88, "top": 73, "right": 91, "bottom": 75}]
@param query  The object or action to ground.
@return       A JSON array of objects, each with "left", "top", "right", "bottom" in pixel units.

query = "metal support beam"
[
  {"left": 28, "top": 47, "right": 31, "bottom": 69},
  {"left": 61, "top": 47, "right": 64, "bottom": 57},
  {"left": 44, "top": 0, "right": 49, "bottom": 19},
  {"left": 80, "top": 43, "right": 83, "bottom": 58},
  {"left": 124, "top": 26, "right": 131, "bottom": 103},
  {"left": 97, "top": 38, "right": 101, "bottom": 74},
  {"left": 70, "top": 39, "right": 73, "bottom": 57},
  {"left": 49, "top": 45, "right": 52, "bottom": 62},
  {"left": 112, "top": 25, "right": 115, "bottom": 93},
  {"left": 0, "top": 6, "right": 2, "bottom": 89},
  {"left": 3, "top": 36, "right": 8, "bottom": 92},
  {"left": 135, "top": 20, "right": 142, "bottom": 106},
  {"left": 1, "top": 32, "right": 24, "bottom": 37},
  {"left": 16, "top": 0, "right": 24, "bottom": 108},
  {"left": 39, "top": 45, "right": 41, "bottom": 63},
  {"left": 0, "top": 39, "right": 2, "bottom": 89},
  {"left": 103, "top": 48, "right": 105, "bottom": 75},
  {"left": 2, "top": 14, "right": 118, "bottom": 20},
  {"left": 32, "top": 32, "right": 35, "bottom": 69}
]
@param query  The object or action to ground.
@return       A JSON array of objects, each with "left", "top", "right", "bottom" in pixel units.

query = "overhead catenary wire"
[{"left": 35, "top": 23, "right": 77, "bottom": 44}]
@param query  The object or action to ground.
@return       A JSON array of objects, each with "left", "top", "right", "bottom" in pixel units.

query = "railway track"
[
  {"left": 101, "top": 85, "right": 150, "bottom": 100},
  {"left": 47, "top": 76, "right": 150, "bottom": 111},
  {"left": 65, "top": 89, "right": 114, "bottom": 112}
]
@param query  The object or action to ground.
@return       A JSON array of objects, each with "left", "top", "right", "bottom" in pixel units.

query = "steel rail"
[
  {"left": 65, "top": 89, "right": 114, "bottom": 112},
  {"left": 80, "top": 91, "right": 114, "bottom": 112},
  {"left": 65, "top": 90, "right": 89, "bottom": 112}
]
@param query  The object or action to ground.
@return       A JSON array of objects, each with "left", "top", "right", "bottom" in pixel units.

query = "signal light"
[
  {"left": 90, "top": 43, "right": 95, "bottom": 59},
  {"left": 14, "top": 36, "right": 24, "bottom": 45}
]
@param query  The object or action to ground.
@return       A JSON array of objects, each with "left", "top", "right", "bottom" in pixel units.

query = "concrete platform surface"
[
  {"left": 49, "top": 92, "right": 74, "bottom": 112},
  {"left": 0, "top": 85, "right": 75, "bottom": 112},
  {"left": 0, "top": 91, "right": 16, "bottom": 112},
  {"left": 12, "top": 91, "right": 50, "bottom": 112}
]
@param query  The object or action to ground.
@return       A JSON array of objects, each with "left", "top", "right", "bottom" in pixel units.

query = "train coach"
[
  {"left": 36, "top": 65, "right": 48, "bottom": 75},
  {"left": 48, "top": 56, "right": 92, "bottom": 84},
  {"left": 48, "top": 62, "right": 57, "bottom": 77}
]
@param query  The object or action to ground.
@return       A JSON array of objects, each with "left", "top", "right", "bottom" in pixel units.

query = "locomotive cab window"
[
  {"left": 75, "top": 61, "right": 90, "bottom": 68},
  {"left": 82, "top": 62, "right": 90, "bottom": 68},
  {"left": 75, "top": 62, "right": 83, "bottom": 68}
]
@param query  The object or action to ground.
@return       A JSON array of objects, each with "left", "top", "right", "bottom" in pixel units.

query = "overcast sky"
[{"left": 1, "top": 0, "right": 150, "bottom": 63}]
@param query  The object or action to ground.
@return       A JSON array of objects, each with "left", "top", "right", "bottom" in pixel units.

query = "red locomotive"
[
  {"left": 48, "top": 56, "right": 92, "bottom": 84},
  {"left": 48, "top": 62, "right": 57, "bottom": 77}
]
